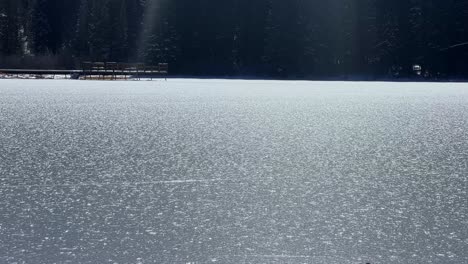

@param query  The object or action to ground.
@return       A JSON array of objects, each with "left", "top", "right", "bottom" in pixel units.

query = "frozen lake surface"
[{"left": 1, "top": 79, "right": 467, "bottom": 263}]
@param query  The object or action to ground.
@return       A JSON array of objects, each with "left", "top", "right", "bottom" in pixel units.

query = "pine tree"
[
  {"left": 0, "top": 0, "right": 25, "bottom": 55},
  {"left": 30, "top": 0, "right": 51, "bottom": 54},
  {"left": 140, "top": 0, "right": 180, "bottom": 65},
  {"left": 263, "top": 0, "right": 300, "bottom": 77},
  {"left": 125, "top": 0, "right": 145, "bottom": 61},
  {"left": 74, "top": 0, "right": 91, "bottom": 58},
  {"left": 356, "top": 0, "right": 379, "bottom": 76},
  {"left": 88, "top": 0, "right": 112, "bottom": 61},
  {"left": 0, "top": 3, "right": 7, "bottom": 54},
  {"left": 108, "top": 0, "right": 129, "bottom": 61}
]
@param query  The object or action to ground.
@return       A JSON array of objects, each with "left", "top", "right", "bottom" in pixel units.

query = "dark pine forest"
[{"left": 1, "top": 0, "right": 468, "bottom": 79}]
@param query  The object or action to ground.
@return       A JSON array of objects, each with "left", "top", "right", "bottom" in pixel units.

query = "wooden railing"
[{"left": 81, "top": 62, "right": 168, "bottom": 79}]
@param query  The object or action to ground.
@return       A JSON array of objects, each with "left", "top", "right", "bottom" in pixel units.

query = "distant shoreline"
[
  {"left": 3, "top": 73, "right": 468, "bottom": 83},
  {"left": 1, "top": 68, "right": 468, "bottom": 83},
  {"left": 2, "top": 75, "right": 468, "bottom": 84}
]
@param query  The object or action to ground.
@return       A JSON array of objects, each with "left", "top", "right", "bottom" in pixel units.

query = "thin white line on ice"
[
  {"left": 224, "top": 254, "right": 313, "bottom": 259},
  {"left": 1, "top": 178, "right": 228, "bottom": 189}
]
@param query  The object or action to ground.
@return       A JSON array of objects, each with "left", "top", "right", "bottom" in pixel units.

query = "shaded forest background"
[{"left": 1, "top": 0, "right": 468, "bottom": 79}]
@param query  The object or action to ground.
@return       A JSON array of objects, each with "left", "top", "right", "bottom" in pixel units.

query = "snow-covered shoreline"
[{"left": 0, "top": 73, "right": 70, "bottom": 80}]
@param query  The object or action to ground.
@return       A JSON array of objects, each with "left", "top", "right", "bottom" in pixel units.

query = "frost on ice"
[{"left": 1, "top": 79, "right": 467, "bottom": 263}]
